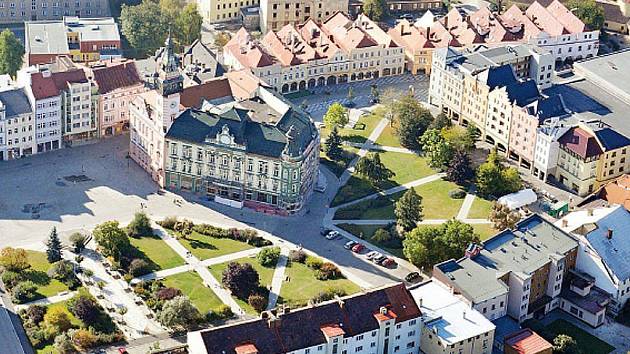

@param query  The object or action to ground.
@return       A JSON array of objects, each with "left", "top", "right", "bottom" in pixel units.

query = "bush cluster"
[
  {"left": 315, "top": 263, "right": 342, "bottom": 280},
  {"left": 448, "top": 189, "right": 466, "bottom": 199},
  {"left": 310, "top": 287, "right": 347, "bottom": 304},
  {"left": 159, "top": 217, "right": 272, "bottom": 247},
  {"left": 288, "top": 249, "right": 307, "bottom": 263}
]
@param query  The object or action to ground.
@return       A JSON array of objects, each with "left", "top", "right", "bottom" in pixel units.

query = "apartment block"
[
  {"left": 259, "top": 0, "right": 348, "bottom": 33},
  {"left": 25, "top": 17, "right": 121, "bottom": 66},
  {"left": 187, "top": 284, "right": 422, "bottom": 354},
  {"left": 0, "top": 0, "right": 109, "bottom": 23},
  {"left": 0, "top": 88, "right": 36, "bottom": 160},
  {"left": 224, "top": 13, "right": 405, "bottom": 93},
  {"left": 198, "top": 0, "right": 260, "bottom": 23}
]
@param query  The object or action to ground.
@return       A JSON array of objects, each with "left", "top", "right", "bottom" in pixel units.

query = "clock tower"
[{"left": 155, "top": 34, "right": 184, "bottom": 129}]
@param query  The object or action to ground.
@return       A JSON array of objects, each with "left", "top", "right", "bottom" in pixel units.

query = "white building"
[
  {"left": 0, "top": 88, "right": 36, "bottom": 160},
  {"left": 187, "top": 283, "right": 422, "bottom": 354},
  {"left": 556, "top": 205, "right": 630, "bottom": 315},
  {"left": 17, "top": 68, "right": 63, "bottom": 154},
  {"left": 409, "top": 280, "right": 495, "bottom": 354},
  {"left": 533, "top": 119, "right": 571, "bottom": 181}
]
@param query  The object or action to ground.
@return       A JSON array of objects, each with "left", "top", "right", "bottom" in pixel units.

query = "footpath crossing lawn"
[
  {"left": 467, "top": 197, "right": 494, "bottom": 219},
  {"left": 25, "top": 250, "right": 69, "bottom": 299},
  {"left": 209, "top": 257, "right": 277, "bottom": 314},
  {"left": 279, "top": 261, "right": 360, "bottom": 308},
  {"left": 174, "top": 230, "right": 254, "bottom": 260},
  {"left": 129, "top": 235, "right": 185, "bottom": 272},
  {"left": 162, "top": 271, "right": 224, "bottom": 314},
  {"left": 320, "top": 111, "right": 382, "bottom": 143}
]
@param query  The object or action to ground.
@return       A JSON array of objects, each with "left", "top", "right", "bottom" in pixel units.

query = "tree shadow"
[{"left": 186, "top": 238, "right": 218, "bottom": 251}]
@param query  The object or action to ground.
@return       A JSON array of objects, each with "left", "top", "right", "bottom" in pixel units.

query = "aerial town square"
[{"left": 0, "top": 0, "right": 629, "bottom": 353}]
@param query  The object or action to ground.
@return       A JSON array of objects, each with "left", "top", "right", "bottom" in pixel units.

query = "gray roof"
[
  {"left": 25, "top": 22, "right": 69, "bottom": 55},
  {"left": 585, "top": 206, "right": 630, "bottom": 281},
  {"left": 0, "top": 89, "right": 33, "bottom": 117},
  {"left": 436, "top": 257, "right": 509, "bottom": 303},
  {"left": 476, "top": 214, "right": 578, "bottom": 277}
]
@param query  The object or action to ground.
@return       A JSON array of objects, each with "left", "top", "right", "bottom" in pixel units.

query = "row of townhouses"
[
  {"left": 389, "top": 0, "right": 599, "bottom": 74},
  {"left": 129, "top": 37, "right": 320, "bottom": 214},
  {"left": 223, "top": 12, "right": 406, "bottom": 93},
  {"left": 429, "top": 43, "right": 630, "bottom": 196}
]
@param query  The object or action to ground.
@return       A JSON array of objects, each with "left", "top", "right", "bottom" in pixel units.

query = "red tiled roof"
[
  {"left": 505, "top": 329, "right": 553, "bottom": 354},
  {"left": 320, "top": 324, "right": 346, "bottom": 337},
  {"left": 51, "top": 69, "right": 88, "bottom": 92},
  {"left": 179, "top": 77, "right": 233, "bottom": 108},
  {"left": 558, "top": 127, "right": 603, "bottom": 158},
  {"left": 234, "top": 343, "right": 258, "bottom": 354},
  {"left": 92, "top": 62, "right": 142, "bottom": 94},
  {"left": 598, "top": 174, "right": 630, "bottom": 211},
  {"left": 30, "top": 72, "right": 60, "bottom": 100},
  {"left": 373, "top": 308, "right": 398, "bottom": 322}
]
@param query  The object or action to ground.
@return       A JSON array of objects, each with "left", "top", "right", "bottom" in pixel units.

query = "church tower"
[{"left": 155, "top": 34, "right": 184, "bottom": 129}]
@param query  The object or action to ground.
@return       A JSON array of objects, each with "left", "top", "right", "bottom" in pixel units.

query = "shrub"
[
  {"left": 257, "top": 247, "right": 280, "bottom": 267},
  {"left": 69, "top": 232, "right": 87, "bottom": 253},
  {"left": 48, "top": 260, "right": 79, "bottom": 289},
  {"left": 315, "top": 263, "right": 342, "bottom": 280},
  {"left": 71, "top": 328, "right": 98, "bottom": 350},
  {"left": 12, "top": 280, "right": 38, "bottom": 303},
  {"left": 311, "top": 287, "right": 347, "bottom": 304},
  {"left": 288, "top": 249, "right": 306, "bottom": 263},
  {"left": 0, "top": 247, "right": 30, "bottom": 272},
  {"left": 215, "top": 304, "right": 233, "bottom": 319},
  {"left": 155, "top": 287, "right": 181, "bottom": 301},
  {"left": 1, "top": 270, "right": 22, "bottom": 288},
  {"left": 305, "top": 256, "right": 323, "bottom": 270},
  {"left": 448, "top": 189, "right": 466, "bottom": 199},
  {"left": 69, "top": 296, "right": 99, "bottom": 324},
  {"left": 25, "top": 305, "right": 47, "bottom": 325},
  {"left": 128, "top": 258, "right": 151, "bottom": 277},
  {"left": 248, "top": 293, "right": 267, "bottom": 312},
  {"left": 372, "top": 228, "right": 392, "bottom": 243},
  {"left": 221, "top": 262, "right": 260, "bottom": 299},
  {"left": 54, "top": 332, "right": 77, "bottom": 354},
  {"left": 174, "top": 219, "right": 194, "bottom": 236},
  {"left": 158, "top": 216, "right": 178, "bottom": 230},
  {"left": 44, "top": 306, "right": 73, "bottom": 335},
  {"left": 26, "top": 327, "right": 48, "bottom": 348},
  {"left": 126, "top": 212, "right": 153, "bottom": 238},
  {"left": 158, "top": 296, "right": 200, "bottom": 329}
]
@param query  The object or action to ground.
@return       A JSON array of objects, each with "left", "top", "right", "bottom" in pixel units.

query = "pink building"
[{"left": 85, "top": 60, "right": 145, "bottom": 137}]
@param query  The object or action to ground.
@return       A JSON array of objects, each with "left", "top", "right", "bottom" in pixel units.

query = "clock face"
[
  {"left": 170, "top": 101, "right": 177, "bottom": 109},
  {"left": 220, "top": 135, "right": 231, "bottom": 144}
]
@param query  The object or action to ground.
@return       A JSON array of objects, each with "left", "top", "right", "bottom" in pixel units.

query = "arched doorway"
[
  {"left": 383, "top": 68, "right": 391, "bottom": 76},
  {"left": 317, "top": 77, "right": 326, "bottom": 86},
  {"left": 282, "top": 84, "right": 289, "bottom": 93},
  {"left": 299, "top": 81, "right": 306, "bottom": 91},
  {"left": 357, "top": 72, "right": 364, "bottom": 80},
  {"left": 327, "top": 76, "right": 336, "bottom": 85},
  {"left": 373, "top": 71, "right": 379, "bottom": 79},
  {"left": 339, "top": 74, "right": 348, "bottom": 83},
  {"left": 351, "top": 73, "right": 357, "bottom": 81},
  {"left": 308, "top": 78, "right": 316, "bottom": 88},
  {"left": 290, "top": 82, "right": 298, "bottom": 91}
]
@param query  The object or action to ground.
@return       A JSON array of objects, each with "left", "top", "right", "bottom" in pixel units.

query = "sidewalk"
[
  {"left": 457, "top": 193, "right": 477, "bottom": 220},
  {"left": 266, "top": 247, "right": 289, "bottom": 310},
  {"left": 340, "top": 117, "right": 389, "bottom": 186},
  {"left": 14, "top": 291, "right": 78, "bottom": 311}
]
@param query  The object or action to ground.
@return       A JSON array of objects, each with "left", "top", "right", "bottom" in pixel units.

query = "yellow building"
[
  {"left": 259, "top": 0, "right": 348, "bottom": 32},
  {"left": 556, "top": 122, "right": 630, "bottom": 196},
  {"left": 198, "top": 0, "right": 260, "bottom": 23}
]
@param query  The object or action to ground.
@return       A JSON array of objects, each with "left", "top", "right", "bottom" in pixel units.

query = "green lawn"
[
  {"left": 175, "top": 231, "right": 254, "bottom": 260},
  {"left": 332, "top": 151, "right": 435, "bottom": 206},
  {"left": 209, "top": 256, "right": 277, "bottom": 314},
  {"left": 25, "top": 251, "right": 69, "bottom": 299},
  {"left": 526, "top": 319, "right": 614, "bottom": 354},
  {"left": 129, "top": 235, "right": 185, "bottom": 272},
  {"left": 467, "top": 197, "right": 494, "bottom": 219},
  {"left": 335, "top": 180, "right": 465, "bottom": 220},
  {"left": 320, "top": 110, "right": 382, "bottom": 143},
  {"left": 320, "top": 147, "right": 358, "bottom": 177},
  {"left": 337, "top": 224, "right": 404, "bottom": 258},
  {"left": 279, "top": 261, "right": 360, "bottom": 308},
  {"left": 471, "top": 224, "right": 498, "bottom": 241},
  {"left": 375, "top": 123, "right": 403, "bottom": 148},
  {"left": 162, "top": 271, "right": 224, "bottom": 314}
]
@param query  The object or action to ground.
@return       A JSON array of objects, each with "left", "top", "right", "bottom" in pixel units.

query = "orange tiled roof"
[
  {"left": 320, "top": 324, "right": 346, "bottom": 337},
  {"left": 505, "top": 329, "right": 553, "bottom": 354},
  {"left": 234, "top": 343, "right": 258, "bottom": 354}
]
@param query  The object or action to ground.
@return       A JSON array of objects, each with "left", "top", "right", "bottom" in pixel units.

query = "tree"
[
  {"left": 566, "top": 0, "right": 604, "bottom": 30},
  {"left": 12, "top": 280, "right": 37, "bottom": 303},
  {"left": 92, "top": 221, "right": 131, "bottom": 262},
  {"left": 476, "top": 149, "right": 522, "bottom": 197},
  {"left": 442, "top": 126, "right": 474, "bottom": 152},
  {"left": 156, "top": 287, "right": 181, "bottom": 301},
  {"left": 221, "top": 262, "right": 260, "bottom": 299},
  {"left": 0, "top": 29, "right": 24, "bottom": 78},
  {"left": 403, "top": 226, "right": 439, "bottom": 267},
  {"left": 69, "top": 233, "right": 87, "bottom": 253},
  {"left": 248, "top": 293, "right": 267, "bottom": 312},
  {"left": 158, "top": 296, "right": 200, "bottom": 328},
  {"left": 120, "top": 0, "right": 168, "bottom": 56},
  {"left": 128, "top": 258, "right": 151, "bottom": 276},
  {"left": 214, "top": 32, "right": 231, "bottom": 47},
  {"left": 325, "top": 126, "right": 344, "bottom": 161},
  {"left": 429, "top": 113, "right": 451, "bottom": 130},
  {"left": 44, "top": 306, "right": 73, "bottom": 334},
  {"left": 490, "top": 202, "right": 521, "bottom": 230},
  {"left": 372, "top": 228, "right": 392, "bottom": 243},
  {"left": 0, "top": 247, "right": 30, "bottom": 272},
  {"left": 48, "top": 260, "right": 78, "bottom": 288},
  {"left": 355, "top": 152, "right": 394, "bottom": 185},
  {"left": 440, "top": 220, "right": 478, "bottom": 260},
  {"left": 392, "top": 94, "right": 433, "bottom": 150},
  {"left": 70, "top": 296, "right": 99, "bottom": 324},
  {"left": 176, "top": 3, "right": 203, "bottom": 46},
  {"left": 395, "top": 188, "right": 423, "bottom": 233},
  {"left": 25, "top": 305, "right": 47, "bottom": 325},
  {"left": 54, "top": 333, "right": 77, "bottom": 354},
  {"left": 257, "top": 247, "right": 280, "bottom": 267},
  {"left": 420, "top": 128, "right": 453, "bottom": 169},
  {"left": 71, "top": 328, "right": 98, "bottom": 350},
  {"left": 446, "top": 150, "right": 474, "bottom": 185},
  {"left": 553, "top": 334, "right": 581, "bottom": 354},
  {"left": 403, "top": 220, "right": 478, "bottom": 267},
  {"left": 127, "top": 212, "right": 153, "bottom": 238},
  {"left": 316, "top": 263, "right": 342, "bottom": 280},
  {"left": 46, "top": 227, "right": 63, "bottom": 263},
  {"left": 362, "top": 0, "right": 387, "bottom": 21},
  {"left": 323, "top": 102, "right": 348, "bottom": 128}
]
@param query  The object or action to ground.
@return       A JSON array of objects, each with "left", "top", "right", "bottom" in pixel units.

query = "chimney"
[
  {"left": 606, "top": 229, "right": 613, "bottom": 240},
  {"left": 417, "top": 298, "right": 423, "bottom": 308},
  {"left": 379, "top": 306, "right": 388, "bottom": 315},
  {"left": 561, "top": 219, "right": 568, "bottom": 227},
  {"left": 587, "top": 208, "right": 593, "bottom": 216}
]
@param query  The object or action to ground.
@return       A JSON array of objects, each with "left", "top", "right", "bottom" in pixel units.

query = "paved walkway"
[
  {"left": 14, "top": 291, "right": 78, "bottom": 310},
  {"left": 345, "top": 142, "right": 416, "bottom": 155},
  {"left": 332, "top": 218, "right": 491, "bottom": 225},
  {"left": 456, "top": 193, "right": 477, "bottom": 220},
  {"left": 266, "top": 247, "right": 289, "bottom": 310},
  {"left": 340, "top": 117, "right": 390, "bottom": 186}
]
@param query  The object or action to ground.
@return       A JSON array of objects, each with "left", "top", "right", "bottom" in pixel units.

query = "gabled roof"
[
  {"left": 585, "top": 206, "right": 630, "bottom": 281},
  {"left": 51, "top": 69, "right": 88, "bottom": 91},
  {"left": 179, "top": 77, "right": 233, "bottom": 109},
  {"left": 525, "top": 94, "right": 567, "bottom": 122},
  {"left": 593, "top": 127, "right": 630, "bottom": 151},
  {"left": 505, "top": 329, "right": 553, "bottom": 354},
  {"left": 92, "top": 61, "right": 142, "bottom": 94},
  {"left": 30, "top": 72, "right": 61, "bottom": 100},
  {"left": 546, "top": 0, "right": 586, "bottom": 33},
  {"left": 558, "top": 126, "right": 603, "bottom": 158}
]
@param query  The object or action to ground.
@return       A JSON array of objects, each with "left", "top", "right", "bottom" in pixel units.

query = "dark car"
[
  {"left": 405, "top": 272, "right": 422, "bottom": 283},
  {"left": 320, "top": 227, "right": 331, "bottom": 236}
]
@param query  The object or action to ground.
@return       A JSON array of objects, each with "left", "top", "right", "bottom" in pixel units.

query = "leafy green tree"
[
  {"left": 393, "top": 95, "right": 433, "bottom": 150},
  {"left": 440, "top": 220, "right": 478, "bottom": 260},
  {"left": 325, "top": 126, "right": 344, "bottom": 161},
  {"left": 120, "top": 0, "right": 168, "bottom": 56},
  {"left": 176, "top": 3, "right": 203, "bottom": 46},
  {"left": 567, "top": 0, "right": 605, "bottom": 30},
  {"left": 324, "top": 102, "right": 349, "bottom": 128},
  {"left": 0, "top": 247, "right": 30, "bottom": 272},
  {"left": 420, "top": 128, "right": 453, "bottom": 169},
  {"left": 12, "top": 280, "right": 37, "bottom": 303},
  {"left": 44, "top": 306, "right": 73, "bottom": 334},
  {"left": 403, "top": 226, "right": 440, "bottom": 267},
  {"left": 0, "top": 29, "right": 24, "bottom": 78},
  {"left": 46, "top": 227, "right": 63, "bottom": 263},
  {"left": 92, "top": 221, "right": 131, "bottom": 262},
  {"left": 476, "top": 149, "right": 522, "bottom": 197},
  {"left": 257, "top": 247, "right": 280, "bottom": 267},
  {"left": 362, "top": 0, "right": 387, "bottom": 21},
  {"left": 126, "top": 212, "right": 153, "bottom": 238},
  {"left": 446, "top": 150, "right": 474, "bottom": 185},
  {"left": 355, "top": 152, "right": 394, "bottom": 185},
  {"left": 395, "top": 188, "right": 423, "bottom": 233},
  {"left": 553, "top": 334, "right": 581, "bottom": 354},
  {"left": 372, "top": 228, "right": 392, "bottom": 243},
  {"left": 442, "top": 125, "right": 474, "bottom": 152},
  {"left": 158, "top": 296, "right": 200, "bottom": 329},
  {"left": 429, "top": 112, "right": 451, "bottom": 130},
  {"left": 403, "top": 220, "right": 478, "bottom": 268}
]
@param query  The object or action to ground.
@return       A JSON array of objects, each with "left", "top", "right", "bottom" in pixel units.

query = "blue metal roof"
[
  {"left": 586, "top": 206, "right": 630, "bottom": 281},
  {"left": 593, "top": 128, "right": 630, "bottom": 151}
]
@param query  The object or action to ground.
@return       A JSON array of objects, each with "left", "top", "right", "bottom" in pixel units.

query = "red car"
[
  {"left": 381, "top": 258, "right": 396, "bottom": 267},
  {"left": 352, "top": 243, "right": 365, "bottom": 253}
]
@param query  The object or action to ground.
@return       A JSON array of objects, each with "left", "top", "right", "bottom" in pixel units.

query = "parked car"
[
  {"left": 320, "top": 227, "right": 331, "bottom": 236},
  {"left": 400, "top": 13, "right": 414, "bottom": 21},
  {"left": 118, "top": 349, "right": 129, "bottom": 354},
  {"left": 405, "top": 272, "right": 422, "bottom": 283},
  {"left": 326, "top": 231, "right": 340, "bottom": 240},
  {"left": 373, "top": 255, "right": 387, "bottom": 264},
  {"left": 381, "top": 258, "right": 396, "bottom": 267},
  {"left": 365, "top": 251, "right": 379, "bottom": 259},
  {"left": 344, "top": 240, "right": 357, "bottom": 250},
  {"left": 352, "top": 243, "right": 365, "bottom": 253}
]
